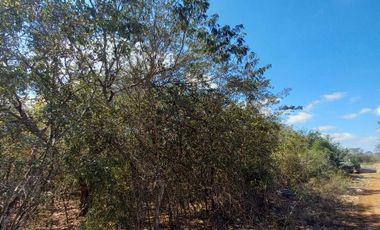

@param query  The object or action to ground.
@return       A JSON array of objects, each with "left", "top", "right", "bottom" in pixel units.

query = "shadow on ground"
[
  {"left": 359, "top": 168, "right": 377, "bottom": 173},
  {"left": 264, "top": 184, "right": 380, "bottom": 229}
]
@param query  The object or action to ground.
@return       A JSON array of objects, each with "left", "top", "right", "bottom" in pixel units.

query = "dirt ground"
[{"left": 346, "top": 163, "right": 380, "bottom": 230}]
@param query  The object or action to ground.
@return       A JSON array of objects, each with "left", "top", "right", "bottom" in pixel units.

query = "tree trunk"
[
  {"left": 154, "top": 184, "right": 165, "bottom": 230},
  {"left": 79, "top": 178, "right": 90, "bottom": 216}
]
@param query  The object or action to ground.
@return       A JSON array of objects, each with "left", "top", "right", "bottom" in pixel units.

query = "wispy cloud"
[
  {"left": 304, "top": 100, "right": 321, "bottom": 111},
  {"left": 342, "top": 108, "right": 373, "bottom": 119},
  {"left": 314, "top": 125, "right": 336, "bottom": 132},
  {"left": 340, "top": 136, "right": 379, "bottom": 151},
  {"left": 321, "top": 131, "right": 378, "bottom": 151},
  {"left": 342, "top": 113, "right": 358, "bottom": 119},
  {"left": 359, "top": 108, "right": 372, "bottom": 114},
  {"left": 329, "top": 132, "right": 355, "bottom": 142},
  {"left": 322, "top": 92, "right": 346, "bottom": 102},
  {"left": 304, "top": 91, "right": 346, "bottom": 112},
  {"left": 356, "top": 136, "right": 379, "bottom": 147},
  {"left": 286, "top": 112, "right": 313, "bottom": 125}
]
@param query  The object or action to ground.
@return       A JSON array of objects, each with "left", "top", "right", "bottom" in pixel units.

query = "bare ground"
[{"left": 345, "top": 163, "right": 380, "bottom": 230}]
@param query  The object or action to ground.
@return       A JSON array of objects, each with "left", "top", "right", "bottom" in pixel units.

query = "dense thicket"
[{"left": 0, "top": 0, "right": 359, "bottom": 229}]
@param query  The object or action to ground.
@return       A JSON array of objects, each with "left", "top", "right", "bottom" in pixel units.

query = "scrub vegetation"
[{"left": 0, "top": 0, "right": 371, "bottom": 229}]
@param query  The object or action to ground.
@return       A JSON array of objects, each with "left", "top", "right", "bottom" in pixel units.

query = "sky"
[{"left": 209, "top": 0, "right": 380, "bottom": 151}]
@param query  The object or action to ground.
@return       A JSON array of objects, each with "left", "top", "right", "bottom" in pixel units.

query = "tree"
[{"left": 1, "top": 0, "right": 281, "bottom": 228}]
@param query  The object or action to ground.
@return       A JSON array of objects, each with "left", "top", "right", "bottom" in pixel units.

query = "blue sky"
[{"left": 209, "top": 0, "right": 380, "bottom": 151}]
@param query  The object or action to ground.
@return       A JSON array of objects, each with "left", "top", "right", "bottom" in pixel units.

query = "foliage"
[
  {"left": 274, "top": 129, "right": 355, "bottom": 187},
  {"left": 0, "top": 0, "right": 361, "bottom": 229}
]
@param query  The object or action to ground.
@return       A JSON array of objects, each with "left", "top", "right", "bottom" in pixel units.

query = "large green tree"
[{"left": 1, "top": 0, "right": 280, "bottom": 228}]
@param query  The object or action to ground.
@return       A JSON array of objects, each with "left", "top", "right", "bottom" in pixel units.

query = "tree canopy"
[{"left": 0, "top": 1, "right": 362, "bottom": 229}]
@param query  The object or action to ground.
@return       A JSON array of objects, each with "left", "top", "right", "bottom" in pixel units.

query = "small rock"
[{"left": 355, "top": 188, "right": 363, "bottom": 193}]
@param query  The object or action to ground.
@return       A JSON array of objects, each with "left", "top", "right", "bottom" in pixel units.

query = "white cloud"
[
  {"left": 340, "top": 136, "right": 379, "bottom": 152},
  {"left": 322, "top": 92, "right": 346, "bottom": 102},
  {"left": 315, "top": 125, "right": 336, "bottom": 132},
  {"left": 342, "top": 113, "right": 358, "bottom": 119},
  {"left": 324, "top": 133, "right": 378, "bottom": 151},
  {"left": 329, "top": 132, "right": 355, "bottom": 142},
  {"left": 342, "top": 108, "right": 374, "bottom": 119},
  {"left": 304, "top": 92, "right": 346, "bottom": 112},
  {"left": 304, "top": 100, "right": 320, "bottom": 112},
  {"left": 359, "top": 108, "right": 372, "bottom": 114},
  {"left": 356, "top": 136, "right": 379, "bottom": 146},
  {"left": 286, "top": 112, "right": 313, "bottom": 125},
  {"left": 376, "top": 106, "right": 380, "bottom": 116}
]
